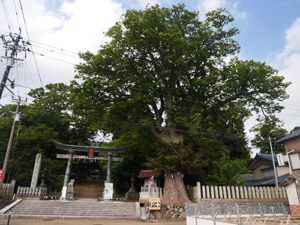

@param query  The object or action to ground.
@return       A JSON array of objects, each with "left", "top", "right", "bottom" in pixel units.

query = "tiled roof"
[
  {"left": 242, "top": 173, "right": 295, "bottom": 187},
  {"left": 137, "top": 170, "right": 160, "bottom": 179},
  {"left": 257, "top": 154, "right": 278, "bottom": 164},
  {"left": 277, "top": 127, "right": 300, "bottom": 144}
]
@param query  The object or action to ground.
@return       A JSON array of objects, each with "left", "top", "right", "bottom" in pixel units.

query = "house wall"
[
  {"left": 284, "top": 138, "right": 300, "bottom": 153},
  {"left": 277, "top": 166, "right": 289, "bottom": 177},
  {"left": 253, "top": 164, "right": 272, "bottom": 180}
]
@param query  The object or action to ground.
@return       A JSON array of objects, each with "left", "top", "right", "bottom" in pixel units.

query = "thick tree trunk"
[{"left": 161, "top": 172, "right": 192, "bottom": 205}]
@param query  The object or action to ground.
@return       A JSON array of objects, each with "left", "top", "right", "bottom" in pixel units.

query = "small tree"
[{"left": 74, "top": 4, "right": 289, "bottom": 204}]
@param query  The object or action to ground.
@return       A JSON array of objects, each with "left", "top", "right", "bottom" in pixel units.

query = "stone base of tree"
[{"left": 146, "top": 204, "right": 186, "bottom": 220}]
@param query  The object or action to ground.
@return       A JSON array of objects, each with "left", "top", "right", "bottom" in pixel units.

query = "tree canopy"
[{"left": 73, "top": 4, "right": 289, "bottom": 203}]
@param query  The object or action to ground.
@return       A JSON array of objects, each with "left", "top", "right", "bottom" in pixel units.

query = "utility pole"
[
  {"left": 269, "top": 136, "right": 279, "bottom": 187},
  {"left": 1, "top": 97, "right": 21, "bottom": 183},
  {"left": 0, "top": 30, "right": 29, "bottom": 99}
]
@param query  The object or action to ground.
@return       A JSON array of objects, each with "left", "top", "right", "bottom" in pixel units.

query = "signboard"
[
  {"left": 104, "top": 182, "right": 113, "bottom": 200},
  {"left": 149, "top": 198, "right": 161, "bottom": 210},
  {"left": 0, "top": 169, "right": 3, "bottom": 182},
  {"left": 277, "top": 153, "right": 285, "bottom": 166}
]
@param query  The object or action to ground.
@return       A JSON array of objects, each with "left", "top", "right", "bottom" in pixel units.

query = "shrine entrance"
[{"left": 53, "top": 141, "right": 127, "bottom": 200}]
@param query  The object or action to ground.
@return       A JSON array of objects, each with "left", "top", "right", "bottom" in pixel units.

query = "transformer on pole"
[{"left": 0, "top": 29, "right": 30, "bottom": 99}]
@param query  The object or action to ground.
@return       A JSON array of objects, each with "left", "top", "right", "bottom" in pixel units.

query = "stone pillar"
[
  {"left": 30, "top": 153, "right": 42, "bottom": 189},
  {"left": 106, "top": 152, "right": 112, "bottom": 182},
  {"left": 61, "top": 151, "right": 73, "bottom": 199}
]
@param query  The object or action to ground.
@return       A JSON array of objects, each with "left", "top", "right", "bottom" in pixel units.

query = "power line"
[
  {"left": 18, "top": 0, "right": 43, "bottom": 88},
  {"left": 1, "top": 0, "right": 13, "bottom": 32}
]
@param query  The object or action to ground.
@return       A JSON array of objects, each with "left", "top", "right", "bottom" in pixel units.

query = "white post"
[
  {"left": 197, "top": 182, "right": 201, "bottom": 201},
  {"left": 211, "top": 186, "right": 215, "bottom": 199}
]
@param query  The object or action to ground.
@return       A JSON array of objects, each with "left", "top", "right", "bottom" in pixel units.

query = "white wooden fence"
[
  {"left": 16, "top": 186, "right": 47, "bottom": 198},
  {"left": 192, "top": 182, "right": 287, "bottom": 202},
  {"left": 0, "top": 180, "right": 16, "bottom": 199},
  {"left": 139, "top": 186, "right": 162, "bottom": 201}
]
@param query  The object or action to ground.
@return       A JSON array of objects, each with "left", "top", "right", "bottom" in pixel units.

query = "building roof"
[
  {"left": 137, "top": 170, "right": 160, "bottom": 179},
  {"left": 277, "top": 127, "right": 300, "bottom": 144},
  {"left": 239, "top": 174, "right": 254, "bottom": 182},
  {"left": 247, "top": 154, "right": 280, "bottom": 171},
  {"left": 243, "top": 173, "right": 295, "bottom": 187}
]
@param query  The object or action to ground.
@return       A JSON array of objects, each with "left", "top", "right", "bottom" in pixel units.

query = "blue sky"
[{"left": 1, "top": 0, "right": 300, "bottom": 153}]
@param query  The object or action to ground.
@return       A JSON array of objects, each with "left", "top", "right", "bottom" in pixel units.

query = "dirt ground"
[{"left": 0, "top": 218, "right": 186, "bottom": 225}]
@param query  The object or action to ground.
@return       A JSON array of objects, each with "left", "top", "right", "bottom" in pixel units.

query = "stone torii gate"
[{"left": 53, "top": 141, "right": 127, "bottom": 199}]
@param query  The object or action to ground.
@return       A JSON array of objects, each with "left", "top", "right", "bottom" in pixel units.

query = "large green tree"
[{"left": 73, "top": 4, "right": 289, "bottom": 204}]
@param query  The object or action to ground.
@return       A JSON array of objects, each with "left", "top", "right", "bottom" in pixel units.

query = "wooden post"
[
  {"left": 211, "top": 185, "right": 215, "bottom": 199},
  {"left": 202, "top": 185, "right": 206, "bottom": 199},
  {"left": 197, "top": 182, "right": 201, "bottom": 201},
  {"left": 259, "top": 187, "right": 264, "bottom": 199},
  {"left": 219, "top": 186, "right": 223, "bottom": 199},
  {"left": 231, "top": 186, "right": 236, "bottom": 199},
  {"left": 223, "top": 186, "right": 227, "bottom": 199},
  {"left": 244, "top": 186, "right": 248, "bottom": 199},
  {"left": 215, "top": 186, "right": 219, "bottom": 199},
  {"left": 206, "top": 185, "right": 210, "bottom": 199},
  {"left": 240, "top": 187, "right": 244, "bottom": 199},
  {"left": 267, "top": 187, "right": 271, "bottom": 199},
  {"left": 275, "top": 187, "right": 279, "bottom": 199},
  {"left": 227, "top": 186, "right": 231, "bottom": 199},
  {"left": 235, "top": 186, "right": 239, "bottom": 199},
  {"left": 255, "top": 187, "right": 260, "bottom": 198}
]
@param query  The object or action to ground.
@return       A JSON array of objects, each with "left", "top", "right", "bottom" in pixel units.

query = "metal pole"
[
  {"left": 1, "top": 98, "right": 20, "bottom": 183},
  {"left": 269, "top": 136, "right": 279, "bottom": 187}
]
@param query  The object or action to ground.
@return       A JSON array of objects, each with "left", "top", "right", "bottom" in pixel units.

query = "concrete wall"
[{"left": 187, "top": 217, "right": 236, "bottom": 225}]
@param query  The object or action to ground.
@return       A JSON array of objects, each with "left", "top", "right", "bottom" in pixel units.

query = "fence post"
[
  {"left": 227, "top": 186, "right": 231, "bottom": 199},
  {"left": 243, "top": 186, "right": 247, "bottom": 199},
  {"left": 211, "top": 186, "right": 215, "bottom": 199},
  {"left": 240, "top": 187, "right": 244, "bottom": 199},
  {"left": 202, "top": 185, "right": 206, "bottom": 199},
  {"left": 197, "top": 182, "right": 201, "bottom": 201},
  {"left": 219, "top": 186, "right": 223, "bottom": 199},
  {"left": 235, "top": 186, "right": 239, "bottom": 199},
  {"left": 252, "top": 186, "right": 256, "bottom": 199},
  {"left": 247, "top": 187, "right": 252, "bottom": 199},
  {"left": 215, "top": 186, "right": 219, "bottom": 199},
  {"left": 206, "top": 185, "right": 210, "bottom": 199},
  {"left": 231, "top": 186, "right": 236, "bottom": 199},
  {"left": 223, "top": 186, "right": 227, "bottom": 199}
]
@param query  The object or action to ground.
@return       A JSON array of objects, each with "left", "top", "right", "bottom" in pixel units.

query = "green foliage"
[
  {"left": 251, "top": 120, "right": 288, "bottom": 154},
  {"left": 73, "top": 4, "right": 289, "bottom": 188}
]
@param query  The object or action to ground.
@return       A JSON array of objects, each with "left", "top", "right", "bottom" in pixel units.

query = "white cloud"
[
  {"left": 0, "top": 0, "right": 124, "bottom": 102},
  {"left": 272, "top": 17, "right": 300, "bottom": 132},
  {"left": 197, "top": 0, "right": 226, "bottom": 17},
  {"left": 197, "top": 0, "right": 247, "bottom": 20},
  {"left": 137, "top": 0, "right": 159, "bottom": 8}
]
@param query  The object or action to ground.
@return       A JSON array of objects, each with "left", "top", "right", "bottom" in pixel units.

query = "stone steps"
[{"left": 4, "top": 200, "right": 139, "bottom": 219}]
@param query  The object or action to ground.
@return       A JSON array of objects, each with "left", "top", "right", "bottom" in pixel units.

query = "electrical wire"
[
  {"left": 18, "top": 0, "right": 44, "bottom": 88},
  {"left": 12, "top": 0, "right": 21, "bottom": 29},
  {"left": 1, "top": 0, "right": 13, "bottom": 32}
]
